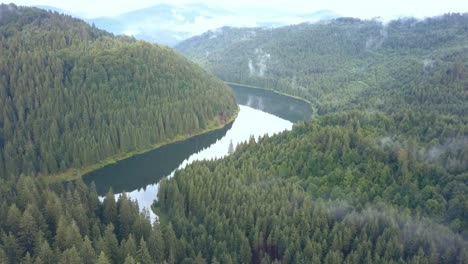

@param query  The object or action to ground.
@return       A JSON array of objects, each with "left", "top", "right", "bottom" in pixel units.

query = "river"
[{"left": 84, "top": 84, "right": 313, "bottom": 221}]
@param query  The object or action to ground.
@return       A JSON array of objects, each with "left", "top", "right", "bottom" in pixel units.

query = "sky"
[{"left": 7, "top": 0, "right": 468, "bottom": 19}]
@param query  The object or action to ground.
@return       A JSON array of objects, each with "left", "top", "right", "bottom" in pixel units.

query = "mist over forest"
[{"left": 0, "top": 3, "right": 467, "bottom": 264}]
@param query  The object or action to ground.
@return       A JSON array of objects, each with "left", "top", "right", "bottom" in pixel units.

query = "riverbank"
[
  {"left": 225, "top": 81, "right": 317, "bottom": 114},
  {"left": 44, "top": 106, "right": 240, "bottom": 184}
]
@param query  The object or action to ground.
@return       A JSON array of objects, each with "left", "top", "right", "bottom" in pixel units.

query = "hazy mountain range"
[{"left": 34, "top": 3, "right": 338, "bottom": 46}]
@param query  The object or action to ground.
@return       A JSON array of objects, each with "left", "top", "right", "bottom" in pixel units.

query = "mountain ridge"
[
  {"left": 176, "top": 14, "right": 468, "bottom": 116},
  {"left": 33, "top": 4, "right": 339, "bottom": 46},
  {"left": 0, "top": 3, "right": 238, "bottom": 179}
]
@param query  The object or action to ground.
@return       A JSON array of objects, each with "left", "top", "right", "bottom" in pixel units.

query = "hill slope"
[
  {"left": 0, "top": 4, "right": 237, "bottom": 179},
  {"left": 176, "top": 14, "right": 468, "bottom": 115},
  {"left": 159, "top": 14, "right": 468, "bottom": 263},
  {"left": 158, "top": 111, "right": 467, "bottom": 263}
]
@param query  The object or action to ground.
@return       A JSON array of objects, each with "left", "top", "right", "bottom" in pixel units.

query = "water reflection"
[
  {"left": 84, "top": 122, "right": 233, "bottom": 195},
  {"left": 230, "top": 84, "right": 313, "bottom": 122},
  {"left": 84, "top": 84, "right": 312, "bottom": 221},
  {"left": 111, "top": 106, "right": 292, "bottom": 220}
]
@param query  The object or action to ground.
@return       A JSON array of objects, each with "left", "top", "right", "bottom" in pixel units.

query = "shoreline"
[
  {"left": 225, "top": 81, "right": 316, "bottom": 114},
  {"left": 44, "top": 106, "right": 240, "bottom": 184}
]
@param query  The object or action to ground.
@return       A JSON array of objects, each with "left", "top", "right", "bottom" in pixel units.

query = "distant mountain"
[
  {"left": 32, "top": 5, "right": 71, "bottom": 14},
  {"left": 176, "top": 14, "right": 468, "bottom": 116},
  {"left": 301, "top": 10, "right": 339, "bottom": 21},
  {"left": 34, "top": 4, "right": 339, "bottom": 46},
  {"left": 32, "top": 5, "right": 86, "bottom": 17},
  {"left": 235, "top": 8, "right": 339, "bottom": 27},
  {"left": 169, "top": 15, "right": 468, "bottom": 259},
  {"left": 87, "top": 3, "right": 232, "bottom": 46}
]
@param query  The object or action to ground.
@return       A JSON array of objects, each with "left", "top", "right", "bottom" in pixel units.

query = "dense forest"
[
  {"left": 1, "top": 115, "right": 464, "bottom": 263},
  {"left": 157, "top": 111, "right": 467, "bottom": 263},
  {"left": 163, "top": 14, "right": 468, "bottom": 263},
  {"left": 0, "top": 4, "right": 237, "bottom": 179},
  {"left": 0, "top": 4, "right": 467, "bottom": 264},
  {"left": 0, "top": 176, "right": 172, "bottom": 263},
  {"left": 176, "top": 14, "right": 468, "bottom": 116}
]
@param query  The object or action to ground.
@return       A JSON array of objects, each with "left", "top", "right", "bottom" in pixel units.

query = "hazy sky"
[{"left": 8, "top": 0, "right": 468, "bottom": 19}]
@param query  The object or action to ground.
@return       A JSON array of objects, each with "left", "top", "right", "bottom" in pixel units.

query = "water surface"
[{"left": 84, "top": 85, "right": 312, "bottom": 221}]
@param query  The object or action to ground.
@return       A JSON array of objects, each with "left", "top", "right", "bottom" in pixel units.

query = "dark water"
[
  {"left": 84, "top": 122, "right": 233, "bottom": 195},
  {"left": 83, "top": 84, "right": 312, "bottom": 219},
  {"left": 229, "top": 84, "right": 313, "bottom": 122}
]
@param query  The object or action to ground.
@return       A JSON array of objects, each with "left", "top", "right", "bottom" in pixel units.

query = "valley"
[
  {"left": 0, "top": 3, "right": 466, "bottom": 264},
  {"left": 84, "top": 84, "right": 312, "bottom": 221}
]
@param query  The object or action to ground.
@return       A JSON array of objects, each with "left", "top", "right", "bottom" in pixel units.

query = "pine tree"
[
  {"left": 117, "top": 192, "right": 135, "bottom": 240},
  {"left": 96, "top": 251, "right": 111, "bottom": 264},
  {"left": 35, "top": 239, "right": 54, "bottom": 264},
  {"left": 120, "top": 235, "right": 137, "bottom": 261},
  {"left": 6, "top": 204, "right": 21, "bottom": 236},
  {"left": 102, "top": 189, "right": 117, "bottom": 226},
  {"left": 194, "top": 251, "right": 206, "bottom": 264},
  {"left": 124, "top": 255, "right": 137, "bottom": 264},
  {"left": 164, "top": 224, "right": 177, "bottom": 264},
  {"left": 103, "top": 224, "right": 119, "bottom": 263},
  {"left": 80, "top": 236, "right": 96, "bottom": 264},
  {"left": 18, "top": 206, "right": 38, "bottom": 254},
  {"left": 22, "top": 252, "right": 33, "bottom": 264},
  {"left": 2, "top": 233, "right": 22, "bottom": 264},
  {"left": 60, "top": 246, "right": 82, "bottom": 264},
  {"left": 147, "top": 226, "right": 164, "bottom": 262},
  {"left": 228, "top": 139, "right": 235, "bottom": 155},
  {"left": 240, "top": 235, "right": 252, "bottom": 264},
  {"left": 137, "top": 238, "right": 152, "bottom": 264}
]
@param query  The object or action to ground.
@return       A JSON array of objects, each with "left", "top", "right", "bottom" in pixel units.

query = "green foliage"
[
  {"left": 177, "top": 14, "right": 468, "bottom": 116},
  {"left": 172, "top": 17, "right": 467, "bottom": 262},
  {"left": 0, "top": 4, "right": 466, "bottom": 263},
  {"left": 0, "top": 4, "right": 237, "bottom": 179},
  {"left": 0, "top": 6, "right": 238, "bottom": 263},
  {"left": 157, "top": 112, "right": 467, "bottom": 263},
  {"left": 96, "top": 251, "right": 111, "bottom": 264},
  {"left": 0, "top": 174, "right": 187, "bottom": 263}
]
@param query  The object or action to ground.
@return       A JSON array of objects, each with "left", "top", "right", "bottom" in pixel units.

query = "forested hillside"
[
  {"left": 157, "top": 112, "right": 467, "bottom": 263},
  {"left": 176, "top": 14, "right": 468, "bottom": 115},
  {"left": 0, "top": 176, "right": 167, "bottom": 263},
  {"left": 161, "top": 14, "right": 468, "bottom": 263},
  {"left": 0, "top": 4, "right": 237, "bottom": 179},
  {"left": 0, "top": 4, "right": 466, "bottom": 263}
]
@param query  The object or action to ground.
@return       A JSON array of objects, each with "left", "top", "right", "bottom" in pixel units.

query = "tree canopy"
[
  {"left": 176, "top": 14, "right": 467, "bottom": 116},
  {"left": 157, "top": 111, "right": 467, "bottom": 263},
  {"left": 0, "top": 4, "right": 237, "bottom": 179},
  {"left": 167, "top": 13, "right": 468, "bottom": 263},
  {"left": 0, "top": 4, "right": 467, "bottom": 263}
]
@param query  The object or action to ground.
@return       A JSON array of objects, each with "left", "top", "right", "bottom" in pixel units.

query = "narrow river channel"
[{"left": 84, "top": 85, "right": 313, "bottom": 221}]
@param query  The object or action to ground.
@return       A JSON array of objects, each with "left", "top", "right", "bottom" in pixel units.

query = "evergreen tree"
[
  {"left": 147, "top": 226, "right": 164, "bottom": 262},
  {"left": 60, "top": 247, "right": 82, "bottom": 264},
  {"left": 102, "top": 190, "right": 117, "bottom": 226},
  {"left": 96, "top": 251, "right": 111, "bottom": 264},
  {"left": 137, "top": 238, "right": 152, "bottom": 264},
  {"left": 102, "top": 224, "right": 119, "bottom": 264},
  {"left": 0, "top": 4, "right": 238, "bottom": 179},
  {"left": 124, "top": 255, "right": 137, "bottom": 264},
  {"left": 80, "top": 236, "right": 96, "bottom": 264},
  {"left": 228, "top": 139, "right": 235, "bottom": 155}
]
